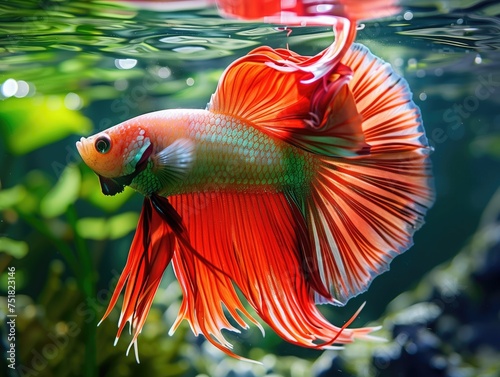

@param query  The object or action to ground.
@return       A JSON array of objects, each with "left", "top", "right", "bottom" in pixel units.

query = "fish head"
[{"left": 76, "top": 122, "right": 153, "bottom": 195}]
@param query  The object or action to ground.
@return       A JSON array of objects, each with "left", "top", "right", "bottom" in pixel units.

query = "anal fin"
[{"left": 167, "top": 191, "right": 375, "bottom": 356}]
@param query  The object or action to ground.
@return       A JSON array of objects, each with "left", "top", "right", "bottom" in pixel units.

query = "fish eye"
[{"left": 95, "top": 135, "right": 112, "bottom": 154}]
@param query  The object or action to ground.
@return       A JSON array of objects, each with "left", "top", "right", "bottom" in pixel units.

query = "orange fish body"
[
  {"left": 77, "top": 33, "right": 434, "bottom": 361},
  {"left": 94, "top": 109, "right": 315, "bottom": 197}
]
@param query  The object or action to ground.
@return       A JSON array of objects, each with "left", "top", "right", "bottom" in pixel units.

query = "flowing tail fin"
[
  {"left": 209, "top": 37, "right": 434, "bottom": 306},
  {"left": 306, "top": 44, "right": 434, "bottom": 304}
]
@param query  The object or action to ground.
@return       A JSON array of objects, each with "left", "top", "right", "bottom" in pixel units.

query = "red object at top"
[{"left": 216, "top": 0, "right": 401, "bottom": 24}]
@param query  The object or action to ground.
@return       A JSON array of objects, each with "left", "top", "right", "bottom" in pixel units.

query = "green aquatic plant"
[{"left": 0, "top": 97, "right": 92, "bottom": 155}]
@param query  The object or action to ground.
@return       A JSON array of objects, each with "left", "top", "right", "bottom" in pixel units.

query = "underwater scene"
[{"left": 1, "top": 0, "right": 499, "bottom": 376}]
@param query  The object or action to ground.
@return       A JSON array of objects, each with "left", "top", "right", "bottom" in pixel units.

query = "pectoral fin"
[{"left": 152, "top": 138, "right": 195, "bottom": 187}]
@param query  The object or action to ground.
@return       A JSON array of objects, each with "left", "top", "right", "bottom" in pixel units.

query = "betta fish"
[{"left": 76, "top": 18, "right": 434, "bottom": 362}]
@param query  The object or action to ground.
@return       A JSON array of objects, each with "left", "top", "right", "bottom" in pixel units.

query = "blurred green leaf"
[
  {"left": 0, "top": 185, "right": 27, "bottom": 210},
  {"left": 0, "top": 96, "right": 92, "bottom": 154},
  {"left": 108, "top": 212, "right": 139, "bottom": 239},
  {"left": 76, "top": 212, "right": 138, "bottom": 240},
  {"left": 77, "top": 217, "right": 107, "bottom": 240},
  {"left": 471, "top": 135, "right": 500, "bottom": 159},
  {"left": 40, "top": 165, "right": 81, "bottom": 218},
  {"left": 14, "top": 170, "right": 53, "bottom": 215},
  {"left": 0, "top": 237, "right": 28, "bottom": 258},
  {"left": 86, "top": 185, "right": 136, "bottom": 212}
]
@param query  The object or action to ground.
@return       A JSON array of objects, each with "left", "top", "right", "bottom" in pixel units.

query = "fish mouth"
[{"left": 75, "top": 137, "right": 86, "bottom": 156}]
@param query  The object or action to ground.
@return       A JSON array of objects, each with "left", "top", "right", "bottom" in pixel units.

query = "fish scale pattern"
[{"left": 151, "top": 112, "right": 316, "bottom": 194}]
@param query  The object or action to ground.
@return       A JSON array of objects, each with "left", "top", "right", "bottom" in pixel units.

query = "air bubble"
[
  {"left": 115, "top": 59, "right": 137, "bottom": 69},
  {"left": 14, "top": 80, "right": 30, "bottom": 98},
  {"left": 1, "top": 78, "right": 18, "bottom": 97},
  {"left": 403, "top": 11, "right": 413, "bottom": 21},
  {"left": 64, "top": 92, "right": 82, "bottom": 110}
]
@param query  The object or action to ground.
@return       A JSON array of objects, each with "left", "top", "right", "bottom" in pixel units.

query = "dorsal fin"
[{"left": 207, "top": 44, "right": 369, "bottom": 157}]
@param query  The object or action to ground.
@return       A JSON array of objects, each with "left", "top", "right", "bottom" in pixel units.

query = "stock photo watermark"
[
  {"left": 431, "top": 73, "right": 500, "bottom": 147},
  {"left": 5, "top": 267, "right": 17, "bottom": 371}
]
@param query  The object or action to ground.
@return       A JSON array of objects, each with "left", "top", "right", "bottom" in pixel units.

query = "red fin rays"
[
  {"left": 99, "top": 36, "right": 434, "bottom": 361},
  {"left": 100, "top": 197, "right": 175, "bottom": 362},
  {"left": 208, "top": 18, "right": 369, "bottom": 158},
  {"left": 168, "top": 192, "right": 377, "bottom": 358},
  {"left": 305, "top": 44, "right": 435, "bottom": 304},
  {"left": 101, "top": 192, "right": 377, "bottom": 361},
  {"left": 265, "top": 17, "right": 356, "bottom": 83}
]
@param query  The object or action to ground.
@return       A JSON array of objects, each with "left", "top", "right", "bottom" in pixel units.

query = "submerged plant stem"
[{"left": 66, "top": 204, "right": 97, "bottom": 377}]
